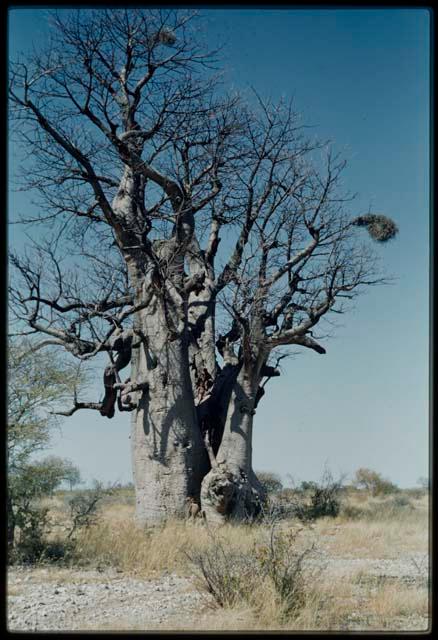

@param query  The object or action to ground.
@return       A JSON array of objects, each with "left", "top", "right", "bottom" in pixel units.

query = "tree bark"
[
  {"left": 200, "top": 363, "right": 266, "bottom": 523},
  {"left": 187, "top": 241, "right": 218, "bottom": 388},
  {"left": 115, "top": 169, "right": 208, "bottom": 525},
  {"left": 130, "top": 293, "right": 207, "bottom": 525}
]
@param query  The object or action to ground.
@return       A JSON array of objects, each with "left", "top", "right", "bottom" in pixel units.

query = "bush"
[
  {"left": 254, "top": 526, "right": 314, "bottom": 619},
  {"left": 8, "top": 474, "right": 110, "bottom": 565},
  {"left": 339, "top": 504, "right": 365, "bottom": 520},
  {"left": 273, "top": 469, "right": 344, "bottom": 522},
  {"left": 308, "top": 486, "right": 340, "bottom": 518},
  {"left": 303, "top": 469, "right": 344, "bottom": 520},
  {"left": 7, "top": 339, "right": 86, "bottom": 563},
  {"left": 186, "top": 522, "right": 315, "bottom": 620},
  {"left": 340, "top": 495, "right": 414, "bottom": 521},
  {"left": 66, "top": 481, "right": 114, "bottom": 540},
  {"left": 259, "top": 499, "right": 307, "bottom": 523},
  {"left": 8, "top": 457, "right": 82, "bottom": 564},
  {"left": 391, "top": 495, "right": 412, "bottom": 508},
  {"left": 257, "top": 471, "right": 283, "bottom": 495},
  {"left": 299, "top": 481, "right": 318, "bottom": 493},
  {"left": 353, "top": 468, "right": 399, "bottom": 496},
  {"left": 9, "top": 503, "right": 49, "bottom": 564},
  {"left": 186, "top": 541, "right": 257, "bottom": 608}
]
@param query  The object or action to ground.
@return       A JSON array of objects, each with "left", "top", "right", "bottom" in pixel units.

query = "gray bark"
[
  {"left": 200, "top": 363, "right": 266, "bottom": 523},
  {"left": 130, "top": 286, "right": 207, "bottom": 525},
  {"left": 187, "top": 239, "right": 218, "bottom": 391},
  {"left": 114, "top": 168, "right": 207, "bottom": 525}
]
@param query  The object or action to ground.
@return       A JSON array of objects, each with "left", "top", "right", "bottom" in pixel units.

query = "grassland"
[{"left": 8, "top": 487, "right": 430, "bottom": 632}]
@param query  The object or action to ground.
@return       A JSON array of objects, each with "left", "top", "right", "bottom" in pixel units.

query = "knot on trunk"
[
  {"left": 200, "top": 464, "right": 265, "bottom": 523},
  {"left": 202, "top": 466, "right": 238, "bottom": 516}
]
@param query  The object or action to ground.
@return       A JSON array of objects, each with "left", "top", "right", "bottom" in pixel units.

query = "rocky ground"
[
  {"left": 7, "top": 551, "right": 429, "bottom": 632},
  {"left": 7, "top": 567, "right": 212, "bottom": 632}
]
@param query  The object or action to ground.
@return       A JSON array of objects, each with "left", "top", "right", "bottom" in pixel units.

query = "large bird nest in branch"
[
  {"left": 352, "top": 214, "right": 399, "bottom": 242},
  {"left": 156, "top": 28, "right": 177, "bottom": 46}
]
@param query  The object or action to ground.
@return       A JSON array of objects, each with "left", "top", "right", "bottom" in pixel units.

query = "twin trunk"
[
  {"left": 129, "top": 280, "right": 264, "bottom": 525},
  {"left": 118, "top": 169, "right": 264, "bottom": 524}
]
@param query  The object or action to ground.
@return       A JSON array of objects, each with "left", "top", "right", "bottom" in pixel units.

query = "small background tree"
[
  {"left": 66, "top": 480, "right": 114, "bottom": 541},
  {"left": 7, "top": 340, "right": 84, "bottom": 562},
  {"left": 257, "top": 471, "right": 284, "bottom": 496},
  {"left": 353, "top": 467, "right": 399, "bottom": 497},
  {"left": 8, "top": 456, "right": 82, "bottom": 563}
]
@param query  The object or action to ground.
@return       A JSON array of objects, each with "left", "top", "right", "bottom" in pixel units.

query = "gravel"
[
  {"left": 313, "top": 550, "right": 429, "bottom": 584},
  {"left": 7, "top": 552, "right": 429, "bottom": 632},
  {"left": 7, "top": 567, "right": 212, "bottom": 632}
]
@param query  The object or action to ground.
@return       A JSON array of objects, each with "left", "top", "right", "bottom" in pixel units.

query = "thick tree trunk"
[
  {"left": 125, "top": 238, "right": 208, "bottom": 525},
  {"left": 200, "top": 364, "right": 266, "bottom": 523},
  {"left": 130, "top": 299, "right": 207, "bottom": 525},
  {"left": 112, "top": 167, "right": 208, "bottom": 525}
]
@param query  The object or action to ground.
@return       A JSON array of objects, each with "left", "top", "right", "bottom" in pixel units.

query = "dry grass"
[
  {"left": 369, "top": 583, "right": 429, "bottom": 619},
  {"left": 41, "top": 487, "right": 429, "bottom": 568},
  {"left": 314, "top": 517, "right": 427, "bottom": 558},
  {"left": 311, "top": 492, "right": 429, "bottom": 558},
  {"left": 22, "top": 487, "right": 429, "bottom": 632},
  {"left": 73, "top": 516, "right": 263, "bottom": 577},
  {"left": 123, "top": 581, "right": 429, "bottom": 632}
]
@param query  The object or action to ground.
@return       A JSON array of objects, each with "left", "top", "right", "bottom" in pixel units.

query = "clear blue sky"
[{"left": 8, "top": 8, "right": 430, "bottom": 488}]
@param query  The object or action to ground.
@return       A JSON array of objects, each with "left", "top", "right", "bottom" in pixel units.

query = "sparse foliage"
[
  {"left": 299, "top": 481, "right": 318, "bottom": 493},
  {"left": 8, "top": 456, "right": 81, "bottom": 563},
  {"left": 353, "top": 468, "right": 399, "bottom": 497},
  {"left": 254, "top": 523, "right": 316, "bottom": 619},
  {"left": 271, "top": 469, "right": 344, "bottom": 521},
  {"left": 9, "top": 8, "right": 398, "bottom": 523},
  {"left": 7, "top": 340, "right": 84, "bottom": 562},
  {"left": 66, "top": 481, "right": 114, "bottom": 540},
  {"left": 257, "top": 471, "right": 284, "bottom": 495},
  {"left": 186, "top": 520, "right": 315, "bottom": 620},
  {"left": 7, "top": 340, "right": 83, "bottom": 471}
]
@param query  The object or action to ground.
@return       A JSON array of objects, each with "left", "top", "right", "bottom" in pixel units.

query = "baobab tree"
[{"left": 9, "top": 8, "right": 397, "bottom": 524}]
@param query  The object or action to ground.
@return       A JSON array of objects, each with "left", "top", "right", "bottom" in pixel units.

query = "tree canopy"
[{"left": 9, "top": 9, "right": 398, "bottom": 523}]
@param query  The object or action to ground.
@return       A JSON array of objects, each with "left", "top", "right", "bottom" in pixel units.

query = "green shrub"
[
  {"left": 8, "top": 457, "right": 82, "bottom": 564},
  {"left": 7, "top": 340, "right": 86, "bottom": 563}
]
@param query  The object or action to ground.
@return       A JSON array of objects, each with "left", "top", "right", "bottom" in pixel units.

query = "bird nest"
[
  {"left": 157, "top": 28, "right": 177, "bottom": 46},
  {"left": 353, "top": 214, "right": 399, "bottom": 242}
]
